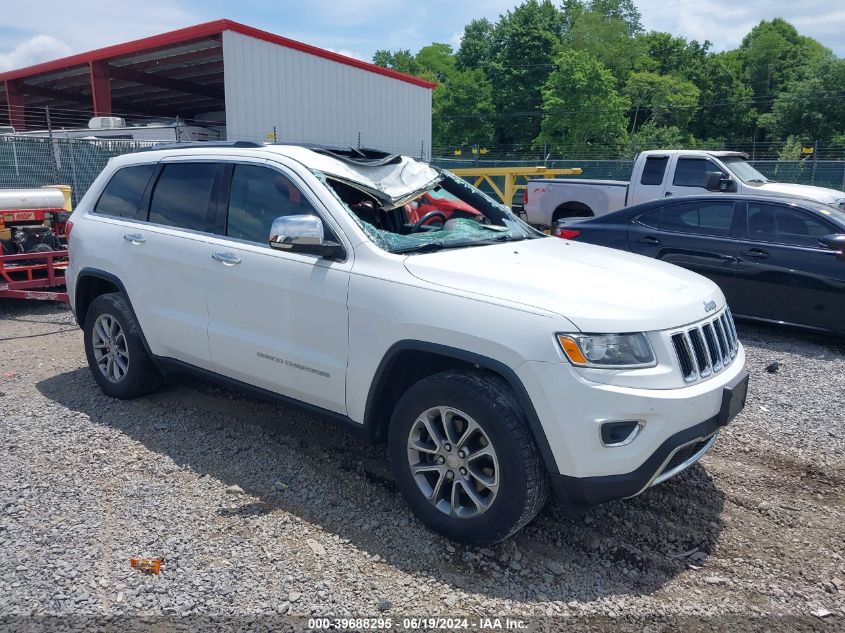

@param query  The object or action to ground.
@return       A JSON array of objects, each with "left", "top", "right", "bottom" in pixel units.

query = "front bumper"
[{"left": 551, "top": 368, "right": 749, "bottom": 507}]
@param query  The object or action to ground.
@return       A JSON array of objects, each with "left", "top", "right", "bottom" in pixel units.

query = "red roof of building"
[{"left": 0, "top": 19, "right": 436, "bottom": 89}]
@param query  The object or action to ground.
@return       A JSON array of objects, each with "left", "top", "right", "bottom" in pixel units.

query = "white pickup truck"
[{"left": 524, "top": 149, "right": 845, "bottom": 227}]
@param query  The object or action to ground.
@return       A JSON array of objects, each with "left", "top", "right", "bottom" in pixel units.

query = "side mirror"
[
  {"left": 706, "top": 171, "right": 731, "bottom": 192},
  {"left": 268, "top": 214, "right": 343, "bottom": 259},
  {"left": 819, "top": 233, "right": 845, "bottom": 260}
]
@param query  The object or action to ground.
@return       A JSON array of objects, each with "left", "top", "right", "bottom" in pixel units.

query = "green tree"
[
  {"left": 589, "top": 0, "right": 642, "bottom": 36},
  {"left": 738, "top": 18, "right": 830, "bottom": 100},
  {"left": 625, "top": 71, "right": 700, "bottom": 130},
  {"left": 485, "top": 0, "right": 565, "bottom": 146},
  {"left": 564, "top": 9, "right": 644, "bottom": 82},
  {"left": 414, "top": 43, "right": 456, "bottom": 82},
  {"left": 534, "top": 50, "right": 630, "bottom": 153},
  {"left": 636, "top": 31, "right": 709, "bottom": 76},
  {"left": 432, "top": 69, "right": 496, "bottom": 148},
  {"left": 629, "top": 122, "right": 694, "bottom": 153},
  {"left": 762, "top": 57, "right": 845, "bottom": 142},
  {"left": 372, "top": 49, "right": 420, "bottom": 76},
  {"left": 686, "top": 53, "right": 755, "bottom": 143},
  {"left": 454, "top": 18, "right": 494, "bottom": 70},
  {"left": 777, "top": 135, "right": 805, "bottom": 160}
]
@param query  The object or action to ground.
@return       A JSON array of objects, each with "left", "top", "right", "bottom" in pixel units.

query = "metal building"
[{"left": 0, "top": 20, "right": 435, "bottom": 157}]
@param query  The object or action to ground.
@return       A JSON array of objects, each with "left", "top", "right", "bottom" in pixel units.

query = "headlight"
[{"left": 557, "top": 332, "right": 656, "bottom": 369}]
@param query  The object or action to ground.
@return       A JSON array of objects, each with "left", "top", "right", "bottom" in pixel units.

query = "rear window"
[
  {"left": 662, "top": 201, "right": 735, "bottom": 237},
  {"left": 640, "top": 156, "right": 668, "bottom": 186},
  {"left": 94, "top": 164, "right": 155, "bottom": 219},
  {"left": 148, "top": 163, "right": 217, "bottom": 232}
]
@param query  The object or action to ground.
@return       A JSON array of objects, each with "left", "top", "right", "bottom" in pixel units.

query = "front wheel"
[{"left": 388, "top": 370, "right": 549, "bottom": 544}]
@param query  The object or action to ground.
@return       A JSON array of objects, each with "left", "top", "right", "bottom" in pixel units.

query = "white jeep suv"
[{"left": 65, "top": 142, "right": 749, "bottom": 543}]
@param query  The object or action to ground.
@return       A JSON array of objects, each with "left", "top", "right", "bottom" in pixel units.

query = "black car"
[{"left": 553, "top": 195, "right": 845, "bottom": 335}]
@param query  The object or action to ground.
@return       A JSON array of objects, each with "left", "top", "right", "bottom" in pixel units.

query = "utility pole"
[{"left": 46, "top": 106, "right": 58, "bottom": 183}]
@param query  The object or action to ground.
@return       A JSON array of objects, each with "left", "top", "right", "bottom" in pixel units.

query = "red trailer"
[{"left": 0, "top": 188, "right": 70, "bottom": 303}]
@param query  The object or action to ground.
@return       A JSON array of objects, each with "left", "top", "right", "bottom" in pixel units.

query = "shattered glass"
[{"left": 313, "top": 170, "right": 540, "bottom": 254}]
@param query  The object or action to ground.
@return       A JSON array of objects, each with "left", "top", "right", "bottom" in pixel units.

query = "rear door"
[
  {"left": 732, "top": 201, "right": 845, "bottom": 331},
  {"left": 628, "top": 199, "right": 741, "bottom": 303},
  {"left": 664, "top": 156, "right": 727, "bottom": 199},
  {"left": 628, "top": 154, "right": 669, "bottom": 206},
  {"left": 118, "top": 159, "right": 220, "bottom": 369}
]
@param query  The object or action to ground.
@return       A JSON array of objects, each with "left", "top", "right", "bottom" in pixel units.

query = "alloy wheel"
[
  {"left": 406, "top": 406, "right": 499, "bottom": 519},
  {"left": 91, "top": 314, "right": 130, "bottom": 383}
]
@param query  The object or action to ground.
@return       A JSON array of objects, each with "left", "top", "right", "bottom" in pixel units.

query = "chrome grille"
[{"left": 671, "top": 309, "right": 739, "bottom": 383}]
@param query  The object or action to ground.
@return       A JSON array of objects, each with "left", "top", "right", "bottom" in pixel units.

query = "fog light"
[{"left": 600, "top": 421, "right": 644, "bottom": 447}]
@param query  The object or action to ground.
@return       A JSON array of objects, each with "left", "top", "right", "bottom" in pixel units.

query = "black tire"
[
  {"left": 388, "top": 370, "right": 549, "bottom": 544},
  {"left": 83, "top": 293, "right": 163, "bottom": 399}
]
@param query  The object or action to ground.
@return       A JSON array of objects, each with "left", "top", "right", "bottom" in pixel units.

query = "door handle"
[
  {"left": 123, "top": 233, "right": 145, "bottom": 244},
  {"left": 741, "top": 248, "right": 769, "bottom": 259},
  {"left": 664, "top": 191, "right": 673, "bottom": 197},
  {"left": 212, "top": 252, "right": 242, "bottom": 265},
  {"left": 637, "top": 236, "right": 661, "bottom": 246}
]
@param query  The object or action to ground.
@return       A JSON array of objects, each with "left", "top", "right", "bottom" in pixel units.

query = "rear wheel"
[
  {"left": 388, "top": 370, "right": 549, "bottom": 543},
  {"left": 83, "top": 293, "right": 163, "bottom": 399},
  {"left": 552, "top": 202, "right": 593, "bottom": 223}
]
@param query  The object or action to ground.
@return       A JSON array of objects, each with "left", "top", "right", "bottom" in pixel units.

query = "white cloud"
[
  {"left": 324, "top": 47, "right": 365, "bottom": 61},
  {"left": 637, "top": 0, "right": 845, "bottom": 54},
  {"left": 0, "top": 34, "right": 72, "bottom": 71},
  {"left": 0, "top": 0, "right": 201, "bottom": 62}
]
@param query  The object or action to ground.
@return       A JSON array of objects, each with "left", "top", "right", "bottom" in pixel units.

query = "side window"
[
  {"left": 226, "top": 165, "right": 322, "bottom": 244},
  {"left": 673, "top": 158, "right": 723, "bottom": 188},
  {"left": 93, "top": 164, "right": 155, "bottom": 219},
  {"left": 748, "top": 203, "right": 834, "bottom": 247},
  {"left": 637, "top": 207, "right": 662, "bottom": 229},
  {"left": 661, "top": 201, "right": 735, "bottom": 237},
  {"left": 148, "top": 163, "right": 217, "bottom": 231},
  {"left": 640, "top": 156, "right": 668, "bottom": 186}
]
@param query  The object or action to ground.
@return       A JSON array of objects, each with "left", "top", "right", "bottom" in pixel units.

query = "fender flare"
[
  {"left": 75, "top": 267, "right": 155, "bottom": 357},
  {"left": 364, "top": 340, "right": 560, "bottom": 474}
]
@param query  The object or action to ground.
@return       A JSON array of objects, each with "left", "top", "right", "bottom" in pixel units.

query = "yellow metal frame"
[{"left": 450, "top": 166, "right": 582, "bottom": 206}]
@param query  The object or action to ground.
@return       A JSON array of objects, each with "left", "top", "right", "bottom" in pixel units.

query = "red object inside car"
[{"left": 405, "top": 191, "right": 482, "bottom": 224}]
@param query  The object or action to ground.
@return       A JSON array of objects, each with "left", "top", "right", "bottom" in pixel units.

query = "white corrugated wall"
[{"left": 222, "top": 31, "right": 432, "bottom": 159}]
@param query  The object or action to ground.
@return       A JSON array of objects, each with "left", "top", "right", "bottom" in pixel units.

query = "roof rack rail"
[{"left": 133, "top": 141, "right": 263, "bottom": 153}]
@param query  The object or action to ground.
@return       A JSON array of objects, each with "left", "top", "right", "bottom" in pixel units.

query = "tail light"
[
  {"left": 523, "top": 188, "right": 528, "bottom": 206},
  {"left": 553, "top": 227, "right": 581, "bottom": 240}
]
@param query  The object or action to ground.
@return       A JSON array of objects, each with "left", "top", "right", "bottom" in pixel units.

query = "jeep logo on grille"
[{"left": 704, "top": 300, "right": 717, "bottom": 313}]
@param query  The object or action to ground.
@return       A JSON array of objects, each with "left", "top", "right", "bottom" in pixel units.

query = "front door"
[
  {"left": 205, "top": 161, "right": 351, "bottom": 414},
  {"left": 733, "top": 201, "right": 845, "bottom": 331},
  {"left": 664, "top": 156, "right": 728, "bottom": 199}
]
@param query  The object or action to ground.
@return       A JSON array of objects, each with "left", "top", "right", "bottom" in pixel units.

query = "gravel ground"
[{"left": 1, "top": 299, "right": 843, "bottom": 632}]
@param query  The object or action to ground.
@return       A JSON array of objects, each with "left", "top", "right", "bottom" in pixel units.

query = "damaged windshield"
[{"left": 316, "top": 170, "right": 542, "bottom": 254}]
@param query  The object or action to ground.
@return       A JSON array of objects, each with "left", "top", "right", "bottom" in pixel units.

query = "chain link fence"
[
  {"left": 3, "top": 136, "right": 845, "bottom": 208},
  {"left": 433, "top": 157, "right": 845, "bottom": 191},
  {"left": 0, "top": 136, "right": 158, "bottom": 206}
]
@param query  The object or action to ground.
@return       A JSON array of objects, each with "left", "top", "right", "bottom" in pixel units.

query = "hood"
[
  {"left": 403, "top": 237, "right": 724, "bottom": 332},
  {"left": 754, "top": 182, "right": 845, "bottom": 205}
]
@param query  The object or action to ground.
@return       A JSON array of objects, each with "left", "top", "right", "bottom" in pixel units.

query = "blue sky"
[{"left": 1, "top": 0, "right": 843, "bottom": 72}]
